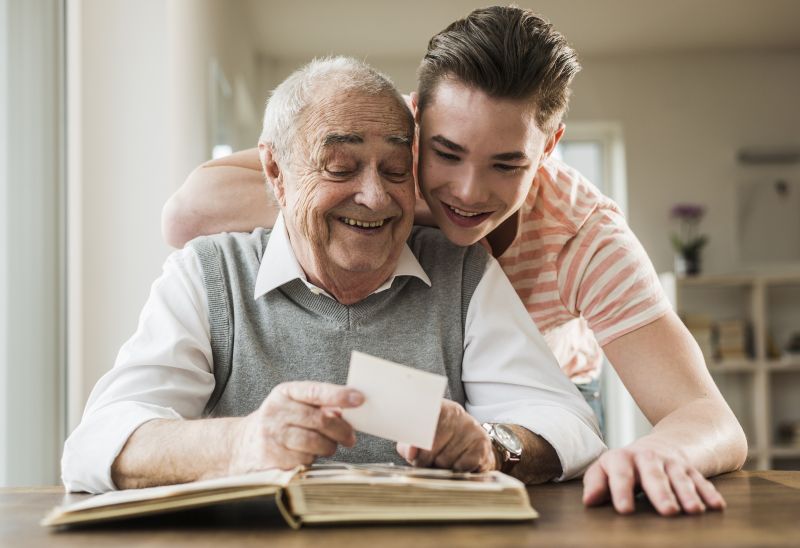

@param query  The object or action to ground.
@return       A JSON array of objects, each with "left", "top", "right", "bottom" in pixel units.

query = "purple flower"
[
  {"left": 669, "top": 202, "right": 708, "bottom": 255},
  {"left": 670, "top": 203, "right": 705, "bottom": 221}
]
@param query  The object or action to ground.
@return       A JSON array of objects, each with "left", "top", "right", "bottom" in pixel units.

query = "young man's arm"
[
  {"left": 162, "top": 149, "right": 277, "bottom": 248},
  {"left": 567, "top": 209, "right": 745, "bottom": 515},
  {"left": 584, "top": 312, "right": 744, "bottom": 515}
]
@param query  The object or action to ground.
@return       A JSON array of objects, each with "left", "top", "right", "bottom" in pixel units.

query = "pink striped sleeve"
[{"left": 557, "top": 208, "right": 671, "bottom": 346}]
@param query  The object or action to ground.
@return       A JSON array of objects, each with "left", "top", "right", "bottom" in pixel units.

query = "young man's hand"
[{"left": 582, "top": 442, "right": 726, "bottom": 516}]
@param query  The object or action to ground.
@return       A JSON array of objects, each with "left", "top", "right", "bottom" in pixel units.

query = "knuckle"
[
  {"left": 635, "top": 449, "right": 658, "bottom": 462},
  {"left": 320, "top": 442, "right": 337, "bottom": 457},
  {"left": 312, "top": 410, "right": 330, "bottom": 431},
  {"left": 304, "top": 382, "right": 320, "bottom": 401},
  {"left": 434, "top": 453, "right": 452, "bottom": 469},
  {"left": 615, "top": 466, "right": 636, "bottom": 482}
]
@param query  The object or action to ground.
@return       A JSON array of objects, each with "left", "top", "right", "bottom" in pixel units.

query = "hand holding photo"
[{"left": 341, "top": 351, "right": 447, "bottom": 451}]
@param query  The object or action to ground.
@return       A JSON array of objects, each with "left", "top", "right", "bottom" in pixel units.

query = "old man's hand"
[
  {"left": 228, "top": 381, "right": 363, "bottom": 473},
  {"left": 396, "top": 400, "right": 496, "bottom": 472}
]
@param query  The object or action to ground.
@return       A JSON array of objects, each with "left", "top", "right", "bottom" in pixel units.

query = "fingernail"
[{"left": 348, "top": 391, "right": 364, "bottom": 405}]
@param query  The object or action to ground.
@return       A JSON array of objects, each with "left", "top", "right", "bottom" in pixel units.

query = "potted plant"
[{"left": 670, "top": 203, "right": 708, "bottom": 276}]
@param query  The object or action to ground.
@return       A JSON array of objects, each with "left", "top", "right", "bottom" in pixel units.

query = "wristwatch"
[{"left": 482, "top": 423, "right": 522, "bottom": 474}]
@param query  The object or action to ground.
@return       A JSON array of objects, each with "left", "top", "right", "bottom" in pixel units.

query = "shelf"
[
  {"left": 673, "top": 269, "right": 800, "bottom": 470},
  {"left": 706, "top": 359, "right": 800, "bottom": 372},
  {"left": 676, "top": 272, "right": 800, "bottom": 287},
  {"left": 766, "top": 358, "right": 800, "bottom": 371},
  {"left": 677, "top": 275, "right": 755, "bottom": 287},
  {"left": 770, "top": 446, "right": 800, "bottom": 458},
  {"left": 707, "top": 360, "right": 757, "bottom": 372}
]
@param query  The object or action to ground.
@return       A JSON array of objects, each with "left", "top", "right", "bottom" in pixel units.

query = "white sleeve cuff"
[
  {"left": 468, "top": 402, "right": 607, "bottom": 481},
  {"left": 61, "top": 402, "right": 183, "bottom": 493}
]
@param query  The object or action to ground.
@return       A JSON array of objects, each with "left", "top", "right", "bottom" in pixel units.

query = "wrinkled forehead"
[{"left": 299, "top": 88, "right": 414, "bottom": 151}]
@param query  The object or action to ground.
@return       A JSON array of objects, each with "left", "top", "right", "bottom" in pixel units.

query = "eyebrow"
[
  {"left": 323, "top": 133, "right": 363, "bottom": 146},
  {"left": 491, "top": 150, "right": 529, "bottom": 161},
  {"left": 322, "top": 133, "right": 412, "bottom": 147},
  {"left": 431, "top": 135, "right": 466, "bottom": 153},
  {"left": 431, "top": 134, "right": 529, "bottom": 162},
  {"left": 386, "top": 134, "right": 412, "bottom": 146}
]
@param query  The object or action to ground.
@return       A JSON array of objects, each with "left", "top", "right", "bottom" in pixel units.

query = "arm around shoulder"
[{"left": 162, "top": 148, "right": 279, "bottom": 248}]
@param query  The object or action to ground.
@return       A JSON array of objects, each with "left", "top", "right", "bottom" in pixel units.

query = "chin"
[
  {"left": 334, "top": 256, "right": 388, "bottom": 274},
  {"left": 437, "top": 216, "right": 491, "bottom": 247}
]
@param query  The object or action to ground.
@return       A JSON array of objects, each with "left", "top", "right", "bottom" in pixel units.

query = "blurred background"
[{"left": 1, "top": 0, "right": 799, "bottom": 486}]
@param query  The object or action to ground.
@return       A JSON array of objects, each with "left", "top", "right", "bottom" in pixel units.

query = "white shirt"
[{"left": 62, "top": 216, "right": 606, "bottom": 493}]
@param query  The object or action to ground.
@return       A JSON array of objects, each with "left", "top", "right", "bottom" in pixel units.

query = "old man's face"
[{"left": 279, "top": 88, "right": 415, "bottom": 289}]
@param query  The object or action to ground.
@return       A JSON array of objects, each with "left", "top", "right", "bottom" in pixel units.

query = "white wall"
[
  {"left": 567, "top": 51, "right": 800, "bottom": 275},
  {"left": 168, "top": 0, "right": 261, "bottom": 185},
  {"left": 68, "top": 0, "right": 171, "bottom": 425},
  {"left": 69, "top": 0, "right": 266, "bottom": 426}
]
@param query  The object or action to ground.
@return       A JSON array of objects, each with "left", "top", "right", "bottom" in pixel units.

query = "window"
[{"left": 0, "top": 0, "right": 65, "bottom": 487}]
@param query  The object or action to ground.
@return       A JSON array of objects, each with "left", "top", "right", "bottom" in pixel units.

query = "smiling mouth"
[
  {"left": 448, "top": 205, "right": 485, "bottom": 217},
  {"left": 338, "top": 216, "right": 390, "bottom": 230},
  {"left": 442, "top": 202, "right": 493, "bottom": 227}
]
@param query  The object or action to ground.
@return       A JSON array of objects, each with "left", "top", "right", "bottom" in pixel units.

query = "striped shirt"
[{"left": 496, "top": 156, "right": 671, "bottom": 381}]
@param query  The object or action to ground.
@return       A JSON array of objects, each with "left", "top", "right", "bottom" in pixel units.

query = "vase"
[{"left": 675, "top": 250, "right": 701, "bottom": 276}]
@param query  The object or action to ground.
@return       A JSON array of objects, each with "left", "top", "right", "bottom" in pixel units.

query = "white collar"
[{"left": 253, "top": 213, "right": 431, "bottom": 301}]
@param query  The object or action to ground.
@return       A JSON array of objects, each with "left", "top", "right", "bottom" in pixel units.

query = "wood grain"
[{"left": 2, "top": 471, "right": 797, "bottom": 548}]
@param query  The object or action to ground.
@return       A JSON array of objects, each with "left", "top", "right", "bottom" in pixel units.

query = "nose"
[
  {"left": 354, "top": 167, "right": 392, "bottom": 210},
  {"left": 449, "top": 165, "right": 489, "bottom": 206}
]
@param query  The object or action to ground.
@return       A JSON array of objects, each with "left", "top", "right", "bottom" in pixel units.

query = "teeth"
[
  {"left": 449, "top": 205, "right": 483, "bottom": 217},
  {"left": 340, "top": 217, "right": 386, "bottom": 228}
]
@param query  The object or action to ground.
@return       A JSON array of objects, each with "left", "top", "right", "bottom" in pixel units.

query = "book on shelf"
[
  {"left": 41, "top": 463, "right": 537, "bottom": 529},
  {"left": 683, "top": 314, "right": 717, "bottom": 362},
  {"left": 716, "top": 319, "right": 751, "bottom": 361}
]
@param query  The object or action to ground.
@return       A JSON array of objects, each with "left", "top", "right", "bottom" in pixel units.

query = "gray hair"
[{"left": 260, "top": 56, "right": 408, "bottom": 162}]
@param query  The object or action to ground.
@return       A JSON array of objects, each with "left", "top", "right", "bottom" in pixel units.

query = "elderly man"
[{"left": 62, "top": 57, "right": 604, "bottom": 493}]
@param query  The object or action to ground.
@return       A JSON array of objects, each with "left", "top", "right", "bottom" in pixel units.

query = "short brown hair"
[{"left": 417, "top": 6, "right": 580, "bottom": 131}]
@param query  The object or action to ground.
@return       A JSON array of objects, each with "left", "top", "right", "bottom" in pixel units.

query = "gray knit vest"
[{"left": 190, "top": 226, "right": 488, "bottom": 464}]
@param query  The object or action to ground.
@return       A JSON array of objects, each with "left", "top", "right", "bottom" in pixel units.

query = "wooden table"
[{"left": 2, "top": 471, "right": 798, "bottom": 547}]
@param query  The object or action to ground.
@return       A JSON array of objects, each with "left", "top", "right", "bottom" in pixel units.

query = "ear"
[
  {"left": 410, "top": 91, "right": 420, "bottom": 124},
  {"left": 259, "top": 142, "right": 287, "bottom": 207},
  {"left": 542, "top": 123, "right": 566, "bottom": 159}
]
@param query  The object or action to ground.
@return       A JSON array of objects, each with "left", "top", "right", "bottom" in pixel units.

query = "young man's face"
[
  {"left": 417, "top": 79, "right": 561, "bottom": 247},
  {"left": 279, "top": 88, "right": 415, "bottom": 283}
]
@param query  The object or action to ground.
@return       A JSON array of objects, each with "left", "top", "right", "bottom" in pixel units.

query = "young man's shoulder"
[{"left": 530, "top": 156, "right": 621, "bottom": 236}]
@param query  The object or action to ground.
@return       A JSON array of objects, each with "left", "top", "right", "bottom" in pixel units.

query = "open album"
[{"left": 42, "top": 463, "right": 538, "bottom": 529}]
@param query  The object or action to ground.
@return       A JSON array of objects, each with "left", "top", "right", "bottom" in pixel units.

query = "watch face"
[{"left": 494, "top": 424, "right": 523, "bottom": 455}]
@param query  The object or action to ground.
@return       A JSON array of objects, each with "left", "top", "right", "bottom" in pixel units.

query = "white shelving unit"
[{"left": 674, "top": 272, "right": 800, "bottom": 470}]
